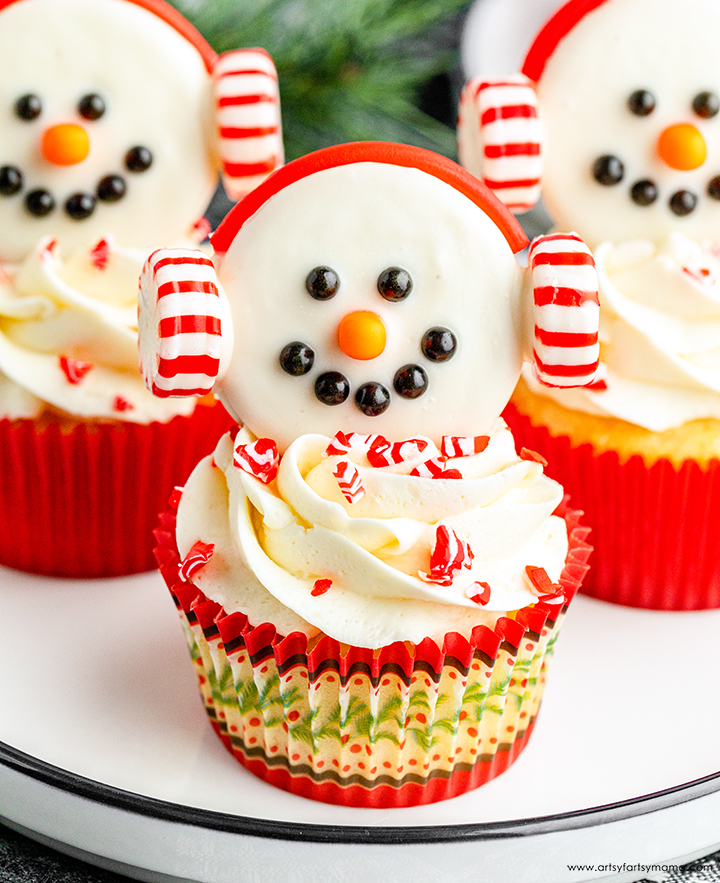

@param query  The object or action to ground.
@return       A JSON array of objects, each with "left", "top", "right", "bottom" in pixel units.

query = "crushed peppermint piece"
[
  {"left": 59, "top": 356, "right": 93, "bottom": 384},
  {"left": 538, "top": 590, "right": 565, "bottom": 608},
  {"left": 179, "top": 540, "right": 215, "bottom": 581},
  {"left": 311, "top": 578, "right": 333, "bottom": 596},
  {"left": 89, "top": 238, "right": 112, "bottom": 271},
  {"left": 39, "top": 238, "right": 57, "bottom": 260},
  {"left": 113, "top": 395, "right": 133, "bottom": 412},
  {"left": 520, "top": 448, "right": 548, "bottom": 468},
  {"left": 325, "top": 431, "right": 383, "bottom": 457},
  {"left": 468, "top": 582, "right": 491, "bottom": 605},
  {"left": 233, "top": 438, "right": 279, "bottom": 483},
  {"left": 367, "top": 436, "right": 429, "bottom": 467},
  {"left": 410, "top": 457, "right": 461, "bottom": 479},
  {"left": 441, "top": 435, "right": 490, "bottom": 458},
  {"left": 333, "top": 459, "right": 366, "bottom": 503},
  {"left": 168, "top": 486, "right": 184, "bottom": 509},
  {"left": 525, "top": 565, "right": 555, "bottom": 595},
  {"left": 419, "top": 524, "right": 474, "bottom": 586}
]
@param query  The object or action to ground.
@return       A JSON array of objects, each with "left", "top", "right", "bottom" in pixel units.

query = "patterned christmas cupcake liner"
[
  {"left": 504, "top": 403, "right": 720, "bottom": 610},
  {"left": 0, "top": 400, "right": 235, "bottom": 578},
  {"left": 154, "top": 500, "right": 591, "bottom": 808}
]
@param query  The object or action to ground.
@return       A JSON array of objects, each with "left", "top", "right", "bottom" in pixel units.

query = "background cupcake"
[
  {"left": 458, "top": 0, "right": 720, "bottom": 609},
  {"left": 143, "top": 141, "right": 595, "bottom": 806},
  {"left": 0, "top": 0, "right": 283, "bottom": 576}
]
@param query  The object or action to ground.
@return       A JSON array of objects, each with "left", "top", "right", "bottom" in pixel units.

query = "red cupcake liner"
[
  {"left": 0, "top": 402, "right": 235, "bottom": 578},
  {"left": 504, "top": 403, "right": 720, "bottom": 609},
  {"left": 153, "top": 499, "right": 591, "bottom": 807}
]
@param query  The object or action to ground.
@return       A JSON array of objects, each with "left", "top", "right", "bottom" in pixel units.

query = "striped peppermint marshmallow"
[
  {"left": 333, "top": 459, "right": 366, "bottom": 504},
  {"left": 419, "top": 525, "right": 474, "bottom": 587},
  {"left": 233, "top": 438, "right": 280, "bottom": 484},
  {"left": 530, "top": 233, "right": 600, "bottom": 388},
  {"left": 213, "top": 49, "right": 284, "bottom": 201},
  {"left": 138, "top": 248, "right": 223, "bottom": 398},
  {"left": 457, "top": 74, "right": 543, "bottom": 213}
]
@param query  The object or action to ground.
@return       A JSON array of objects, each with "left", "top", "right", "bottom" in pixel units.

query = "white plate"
[{"left": 1, "top": 565, "right": 720, "bottom": 883}]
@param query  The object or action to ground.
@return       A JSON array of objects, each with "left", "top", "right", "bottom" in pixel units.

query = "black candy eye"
[
  {"left": 631, "top": 179, "right": 658, "bottom": 206},
  {"left": 65, "top": 192, "right": 96, "bottom": 220},
  {"left": 279, "top": 341, "right": 315, "bottom": 376},
  {"left": 15, "top": 93, "right": 42, "bottom": 121},
  {"left": 355, "top": 382, "right": 390, "bottom": 416},
  {"left": 628, "top": 89, "right": 656, "bottom": 116},
  {"left": 693, "top": 91, "right": 720, "bottom": 119},
  {"left": 708, "top": 177, "right": 720, "bottom": 200},
  {"left": 0, "top": 165, "right": 23, "bottom": 195},
  {"left": 394, "top": 364, "right": 428, "bottom": 399},
  {"left": 421, "top": 327, "right": 456, "bottom": 362},
  {"left": 25, "top": 189, "right": 55, "bottom": 216},
  {"left": 377, "top": 267, "right": 412, "bottom": 301},
  {"left": 306, "top": 266, "right": 339, "bottom": 300},
  {"left": 315, "top": 371, "right": 349, "bottom": 405},
  {"left": 669, "top": 189, "right": 697, "bottom": 216},
  {"left": 97, "top": 174, "right": 126, "bottom": 203},
  {"left": 125, "top": 145, "right": 153, "bottom": 173},
  {"left": 593, "top": 155, "right": 625, "bottom": 186},
  {"left": 78, "top": 93, "right": 106, "bottom": 121}
]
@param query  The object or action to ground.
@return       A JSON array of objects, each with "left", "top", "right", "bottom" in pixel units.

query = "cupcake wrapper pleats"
[
  {"left": 154, "top": 499, "right": 591, "bottom": 807},
  {"left": 505, "top": 403, "right": 720, "bottom": 609},
  {"left": 0, "top": 402, "right": 235, "bottom": 578}
]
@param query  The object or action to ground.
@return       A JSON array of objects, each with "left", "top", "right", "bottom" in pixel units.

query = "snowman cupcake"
[
  {"left": 459, "top": 0, "right": 720, "bottom": 609},
  {"left": 144, "top": 141, "right": 596, "bottom": 807},
  {"left": 0, "top": 0, "right": 282, "bottom": 576}
]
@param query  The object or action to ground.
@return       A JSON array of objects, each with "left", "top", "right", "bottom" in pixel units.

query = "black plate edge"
[{"left": 3, "top": 740, "right": 720, "bottom": 845}]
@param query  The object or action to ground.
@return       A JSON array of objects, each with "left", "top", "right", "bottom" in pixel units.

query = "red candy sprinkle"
[
  {"left": 234, "top": 438, "right": 280, "bottom": 484},
  {"left": 420, "top": 524, "right": 474, "bottom": 586},
  {"left": 59, "top": 356, "right": 93, "bottom": 385},
  {"left": 520, "top": 448, "right": 548, "bottom": 468},
  {"left": 113, "top": 395, "right": 133, "bottom": 412},
  {"left": 468, "top": 581, "right": 491, "bottom": 605},
  {"left": 311, "top": 578, "right": 332, "bottom": 596},
  {"left": 333, "top": 459, "right": 366, "bottom": 503},
  {"left": 89, "top": 238, "right": 111, "bottom": 271},
  {"left": 179, "top": 540, "right": 215, "bottom": 581},
  {"left": 410, "top": 457, "right": 461, "bottom": 479},
  {"left": 525, "top": 565, "right": 556, "bottom": 595},
  {"left": 441, "top": 436, "right": 490, "bottom": 458}
]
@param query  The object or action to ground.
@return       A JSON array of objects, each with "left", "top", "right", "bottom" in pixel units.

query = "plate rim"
[{"left": 3, "top": 739, "right": 720, "bottom": 845}]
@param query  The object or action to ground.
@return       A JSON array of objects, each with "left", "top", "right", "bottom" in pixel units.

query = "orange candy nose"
[
  {"left": 657, "top": 123, "right": 707, "bottom": 171},
  {"left": 41, "top": 124, "right": 90, "bottom": 166},
  {"left": 337, "top": 311, "right": 386, "bottom": 360}
]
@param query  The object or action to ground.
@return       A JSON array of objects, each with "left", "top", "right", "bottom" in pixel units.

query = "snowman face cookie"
[
  {"left": 0, "top": 0, "right": 217, "bottom": 262},
  {"left": 213, "top": 160, "right": 526, "bottom": 449},
  {"left": 531, "top": 0, "right": 720, "bottom": 246}
]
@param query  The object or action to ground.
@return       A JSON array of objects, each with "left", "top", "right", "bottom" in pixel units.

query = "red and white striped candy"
[
  {"left": 333, "top": 459, "right": 366, "bottom": 504},
  {"left": 233, "top": 438, "right": 280, "bottom": 484},
  {"left": 457, "top": 74, "right": 543, "bottom": 213},
  {"left": 467, "top": 581, "right": 491, "bottom": 606},
  {"left": 419, "top": 525, "right": 474, "bottom": 586},
  {"left": 325, "top": 431, "right": 383, "bottom": 457},
  {"left": 213, "top": 49, "right": 284, "bottom": 201},
  {"left": 367, "top": 437, "right": 428, "bottom": 468},
  {"left": 410, "top": 457, "right": 462, "bottom": 480},
  {"left": 179, "top": 540, "right": 215, "bottom": 582},
  {"left": 138, "top": 248, "right": 223, "bottom": 398},
  {"left": 441, "top": 436, "right": 490, "bottom": 458},
  {"left": 530, "top": 233, "right": 600, "bottom": 388}
]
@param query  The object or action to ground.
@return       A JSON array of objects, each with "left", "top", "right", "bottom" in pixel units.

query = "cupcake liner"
[
  {"left": 504, "top": 403, "right": 720, "bottom": 610},
  {"left": 0, "top": 401, "right": 235, "bottom": 578},
  {"left": 154, "top": 500, "right": 591, "bottom": 807}
]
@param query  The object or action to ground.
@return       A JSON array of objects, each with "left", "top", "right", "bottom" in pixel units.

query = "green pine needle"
[{"left": 169, "top": 0, "right": 470, "bottom": 160}]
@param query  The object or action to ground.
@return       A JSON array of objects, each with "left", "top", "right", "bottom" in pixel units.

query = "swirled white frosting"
[
  {"left": 0, "top": 236, "right": 195, "bottom": 423},
  {"left": 175, "top": 421, "right": 568, "bottom": 648},
  {"left": 524, "top": 233, "right": 720, "bottom": 431}
]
